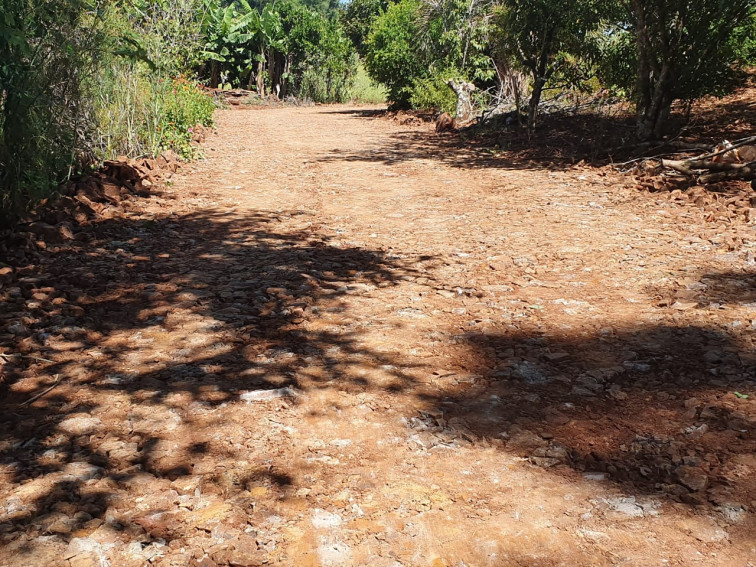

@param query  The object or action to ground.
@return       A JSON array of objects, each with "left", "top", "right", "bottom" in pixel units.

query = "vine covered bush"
[{"left": 160, "top": 77, "right": 216, "bottom": 159}]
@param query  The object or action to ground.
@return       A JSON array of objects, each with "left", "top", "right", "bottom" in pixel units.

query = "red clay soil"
[{"left": 0, "top": 99, "right": 755, "bottom": 567}]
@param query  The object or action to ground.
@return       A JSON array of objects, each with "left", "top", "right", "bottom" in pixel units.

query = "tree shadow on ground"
[
  {"left": 682, "top": 88, "right": 756, "bottom": 140},
  {"left": 322, "top": 106, "right": 644, "bottom": 168},
  {"left": 317, "top": 127, "right": 568, "bottom": 172},
  {"left": 415, "top": 270, "right": 756, "bottom": 538},
  {"left": 325, "top": 92, "right": 756, "bottom": 169},
  {"left": 0, "top": 207, "right": 430, "bottom": 551}
]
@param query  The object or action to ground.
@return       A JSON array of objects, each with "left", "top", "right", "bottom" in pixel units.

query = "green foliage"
[
  {"left": 340, "top": 0, "right": 389, "bottom": 56},
  {"left": 588, "top": 23, "right": 635, "bottom": 98},
  {"left": 0, "top": 0, "right": 359, "bottom": 225},
  {"left": 0, "top": 0, "right": 106, "bottom": 224},
  {"left": 197, "top": 0, "right": 356, "bottom": 102},
  {"left": 409, "top": 70, "right": 458, "bottom": 112},
  {"left": 362, "top": 0, "right": 494, "bottom": 110},
  {"left": 295, "top": 26, "right": 358, "bottom": 102},
  {"left": 201, "top": 0, "right": 263, "bottom": 88},
  {"left": 94, "top": 64, "right": 215, "bottom": 161},
  {"left": 159, "top": 77, "right": 216, "bottom": 158},
  {"left": 416, "top": 0, "right": 493, "bottom": 82},
  {"left": 490, "top": 0, "right": 608, "bottom": 130},
  {"left": 347, "top": 62, "right": 388, "bottom": 103},
  {"left": 730, "top": 14, "right": 756, "bottom": 65},
  {"left": 283, "top": 4, "right": 357, "bottom": 101},
  {"left": 364, "top": 0, "right": 424, "bottom": 108},
  {"left": 596, "top": 1, "right": 756, "bottom": 138},
  {"left": 94, "top": 61, "right": 162, "bottom": 159},
  {"left": 0, "top": 0, "right": 219, "bottom": 224},
  {"left": 635, "top": 0, "right": 755, "bottom": 99},
  {"left": 127, "top": 0, "right": 207, "bottom": 74}
]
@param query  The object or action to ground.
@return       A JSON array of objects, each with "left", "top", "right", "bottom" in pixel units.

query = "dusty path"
[{"left": 1, "top": 105, "right": 755, "bottom": 566}]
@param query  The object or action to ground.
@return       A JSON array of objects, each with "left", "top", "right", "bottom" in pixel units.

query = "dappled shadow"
[
  {"left": 319, "top": 104, "right": 649, "bottom": 168},
  {"left": 414, "top": 271, "right": 756, "bottom": 533},
  {"left": 323, "top": 91, "right": 756, "bottom": 171},
  {"left": 0, "top": 206, "right": 430, "bottom": 550},
  {"left": 317, "top": 128, "right": 560, "bottom": 172},
  {"left": 316, "top": 109, "right": 648, "bottom": 173},
  {"left": 322, "top": 108, "right": 388, "bottom": 119},
  {"left": 681, "top": 85, "right": 756, "bottom": 141}
]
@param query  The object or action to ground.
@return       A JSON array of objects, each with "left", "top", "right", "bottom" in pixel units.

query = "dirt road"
[{"left": 1, "top": 105, "right": 755, "bottom": 566}]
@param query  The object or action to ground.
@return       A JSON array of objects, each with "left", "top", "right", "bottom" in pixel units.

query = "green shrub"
[
  {"left": 94, "top": 67, "right": 215, "bottom": 161},
  {"left": 0, "top": 0, "right": 104, "bottom": 225},
  {"left": 0, "top": 1, "right": 216, "bottom": 225},
  {"left": 409, "top": 71, "right": 458, "bottom": 113},
  {"left": 159, "top": 77, "right": 216, "bottom": 158},
  {"left": 364, "top": 0, "right": 423, "bottom": 108},
  {"left": 280, "top": 3, "right": 358, "bottom": 103},
  {"left": 340, "top": 0, "right": 389, "bottom": 57}
]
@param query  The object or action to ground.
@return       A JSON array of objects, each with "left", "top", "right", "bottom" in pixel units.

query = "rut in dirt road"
[{"left": 0, "top": 105, "right": 755, "bottom": 567}]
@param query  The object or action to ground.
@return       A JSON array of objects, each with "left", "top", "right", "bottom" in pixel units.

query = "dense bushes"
[
  {"left": 159, "top": 78, "right": 216, "bottom": 159},
  {"left": 361, "top": 0, "right": 492, "bottom": 110},
  {"left": 198, "top": 0, "right": 358, "bottom": 102},
  {"left": 279, "top": 2, "right": 358, "bottom": 102},
  {"left": 0, "top": 0, "right": 217, "bottom": 226},
  {"left": 93, "top": 65, "right": 214, "bottom": 161},
  {"left": 358, "top": 0, "right": 756, "bottom": 136},
  {"left": 364, "top": 0, "right": 423, "bottom": 107},
  {"left": 0, "top": 0, "right": 367, "bottom": 226},
  {"left": 0, "top": 1, "right": 104, "bottom": 222},
  {"left": 409, "top": 72, "right": 458, "bottom": 114}
]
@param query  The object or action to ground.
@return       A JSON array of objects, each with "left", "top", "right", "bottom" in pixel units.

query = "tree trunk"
[
  {"left": 284, "top": 56, "right": 291, "bottom": 98},
  {"left": 635, "top": 60, "right": 674, "bottom": 140},
  {"left": 210, "top": 60, "right": 220, "bottom": 89},
  {"left": 275, "top": 52, "right": 287, "bottom": 98},
  {"left": 631, "top": 0, "right": 675, "bottom": 140},
  {"left": 527, "top": 77, "right": 545, "bottom": 133},
  {"left": 268, "top": 51, "right": 276, "bottom": 98},
  {"left": 256, "top": 54, "right": 265, "bottom": 97},
  {"left": 524, "top": 23, "right": 556, "bottom": 134},
  {"left": 268, "top": 51, "right": 286, "bottom": 99},
  {"left": 513, "top": 74, "right": 523, "bottom": 128},
  {"left": 446, "top": 79, "right": 476, "bottom": 121}
]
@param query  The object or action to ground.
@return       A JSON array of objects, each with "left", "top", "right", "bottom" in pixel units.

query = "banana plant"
[
  {"left": 254, "top": 4, "right": 285, "bottom": 95},
  {"left": 229, "top": 0, "right": 262, "bottom": 88},
  {"left": 201, "top": 0, "right": 259, "bottom": 88}
]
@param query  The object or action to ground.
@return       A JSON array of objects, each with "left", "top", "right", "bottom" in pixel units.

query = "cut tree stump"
[{"left": 446, "top": 79, "right": 476, "bottom": 122}]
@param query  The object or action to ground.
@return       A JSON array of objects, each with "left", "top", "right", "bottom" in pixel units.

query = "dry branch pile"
[
  {"left": 624, "top": 137, "right": 756, "bottom": 227},
  {"left": 630, "top": 136, "right": 756, "bottom": 189},
  {"left": 660, "top": 136, "right": 756, "bottom": 184}
]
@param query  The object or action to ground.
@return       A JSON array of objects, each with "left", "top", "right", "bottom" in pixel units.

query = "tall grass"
[
  {"left": 0, "top": 1, "right": 216, "bottom": 226},
  {"left": 94, "top": 63, "right": 164, "bottom": 159},
  {"left": 93, "top": 65, "right": 215, "bottom": 161},
  {"left": 0, "top": 0, "right": 104, "bottom": 224},
  {"left": 348, "top": 63, "right": 388, "bottom": 104}
]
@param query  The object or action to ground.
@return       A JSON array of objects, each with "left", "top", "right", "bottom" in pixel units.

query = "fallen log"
[
  {"left": 700, "top": 162, "right": 756, "bottom": 184},
  {"left": 660, "top": 158, "right": 756, "bottom": 174},
  {"left": 654, "top": 137, "right": 756, "bottom": 186}
]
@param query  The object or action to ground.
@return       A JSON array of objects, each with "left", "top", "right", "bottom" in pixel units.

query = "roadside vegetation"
[
  {"left": 0, "top": 0, "right": 374, "bottom": 226},
  {"left": 352, "top": 0, "right": 756, "bottom": 135},
  {"left": 2, "top": 0, "right": 756, "bottom": 225}
]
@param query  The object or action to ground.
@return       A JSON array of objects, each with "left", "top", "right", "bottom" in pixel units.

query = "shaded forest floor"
[{"left": 1, "top": 91, "right": 756, "bottom": 566}]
